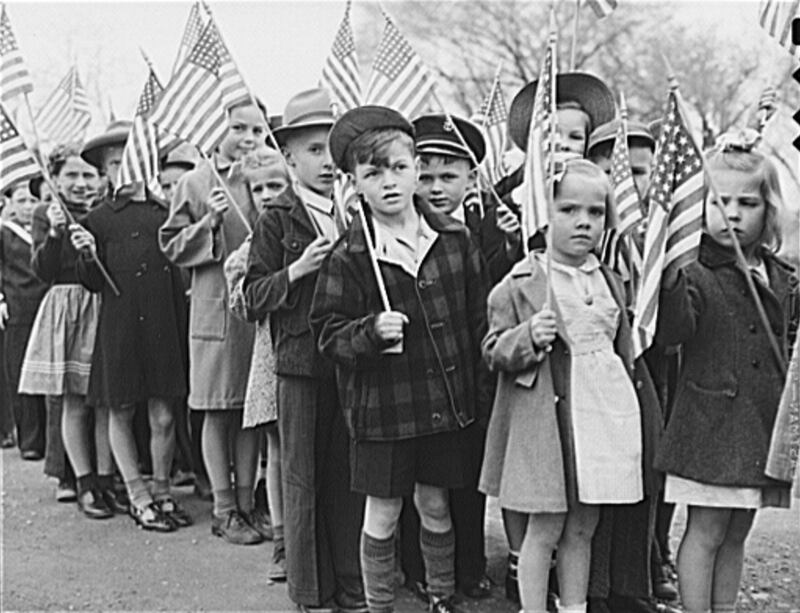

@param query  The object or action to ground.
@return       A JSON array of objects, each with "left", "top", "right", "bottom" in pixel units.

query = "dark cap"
[
  {"left": 413, "top": 114, "right": 486, "bottom": 165},
  {"left": 508, "top": 72, "right": 615, "bottom": 151},
  {"left": 328, "top": 105, "right": 414, "bottom": 172},
  {"left": 81, "top": 120, "right": 132, "bottom": 169},
  {"left": 587, "top": 119, "right": 655, "bottom": 156}
]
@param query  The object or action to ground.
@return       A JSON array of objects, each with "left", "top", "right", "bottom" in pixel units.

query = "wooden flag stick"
[
  {"left": 356, "top": 203, "right": 391, "bottom": 311},
  {"left": 570, "top": 0, "right": 582, "bottom": 71},
  {"left": 198, "top": 149, "right": 252, "bottom": 233},
  {"left": 663, "top": 56, "right": 786, "bottom": 376},
  {"left": 545, "top": 12, "right": 558, "bottom": 311}
]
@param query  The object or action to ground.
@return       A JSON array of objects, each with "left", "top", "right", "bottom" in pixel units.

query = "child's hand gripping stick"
[
  {"left": 529, "top": 308, "right": 557, "bottom": 353},
  {"left": 375, "top": 310, "right": 409, "bottom": 354}
]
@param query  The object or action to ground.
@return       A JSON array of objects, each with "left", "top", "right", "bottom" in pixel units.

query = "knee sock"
[
  {"left": 272, "top": 524, "right": 285, "bottom": 554},
  {"left": 361, "top": 531, "right": 396, "bottom": 613},
  {"left": 213, "top": 487, "right": 237, "bottom": 517},
  {"left": 126, "top": 477, "right": 152, "bottom": 509},
  {"left": 76, "top": 473, "right": 97, "bottom": 495},
  {"left": 96, "top": 474, "right": 114, "bottom": 491},
  {"left": 420, "top": 526, "right": 455, "bottom": 601},
  {"left": 560, "top": 603, "right": 587, "bottom": 613},
  {"left": 711, "top": 605, "right": 736, "bottom": 613},
  {"left": 236, "top": 485, "right": 253, "bottom": 514},
  {"left": 152, "top": 478, "right": 170, "bottom": 501}
]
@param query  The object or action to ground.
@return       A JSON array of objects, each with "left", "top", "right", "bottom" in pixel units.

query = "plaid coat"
[{"left": 309, "top": 198, "right": 491, "bottom": 442}]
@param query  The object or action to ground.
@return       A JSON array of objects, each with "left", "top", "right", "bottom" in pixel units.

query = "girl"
[
  {"left": 71, "top": 131, "right": 192, "bottom": 532},
  {"left": 159, "top": 101, "right": 262, "bottom": 545},
  {"left": 654, "top": 138, "right": 798, "bottom": 613},
  {"left": 224, "top": 147, "right": 289, "bottom": 577},
  {"left": 480, "top": 158, "right": 645, "bottom": 613},
  {"left": 18, "top": 145, "right": 117, "bottom": 519}
]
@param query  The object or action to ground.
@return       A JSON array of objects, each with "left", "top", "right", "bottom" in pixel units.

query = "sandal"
[{"left": 129, "top": 502, "right": 176, "bottom": 532}]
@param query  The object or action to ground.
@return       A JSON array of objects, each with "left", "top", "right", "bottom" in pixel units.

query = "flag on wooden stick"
[
  {"left": 171, "top": 2, "right": 206, "bottom": 77},
  {"left": 514, "top": 28, "right": 557, "bottom": 243},
  {"left": 586, "top": 0, "right": 618, "bottom": 18},
  {"left": 35, "top": 66, "right": 91, "bottom": 147},
  {"left": 149, "top": 20, "right": 250, "bottom": 154},
  {"left": 0, "top": 5, "right": 34, "bottom": 104},
  {"left": 631, "top": 89, "right": 704, "bottom": 357},
  {"left": 321, "top": 1, "right": 362, "bottom": 114},
  {"left": 365, "top": 12, "right": 434, "bottom": 119},
  {"left": 474, "top": 65, "right": 510, "bottom": 185},
  {"left": 0, "top": 103, "right": 40, "bottom": 194},
  {"left": 610, "top": 116, "right": 643, "bottom": 236},
  {"left": 758, "top": 0, "right": 800, "bottom": 57}
]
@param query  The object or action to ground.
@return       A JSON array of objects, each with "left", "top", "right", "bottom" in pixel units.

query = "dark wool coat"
[
  {"left": 242, "top": 186, "right": 333, "bottom": 379},
  {"left": 464, "top": 194, "right": 521, "bottom": 287},
  {"left": 308, "top": 198, "right": 491, "bottom": 442},
  {"left": 30, "top": 201, "right": 87, "bottom": 285},
  {"left": 77, "top": 193, "right": 188, "bottom": 408},
  {"left": 0, "top": 221, "right": 48, "bottom": 326},
  {"left": 479, "top": 254, "right": 662, "bottom": 513},
  {"left": 654, "top": 235, "right": 799, "bottom": 488}
]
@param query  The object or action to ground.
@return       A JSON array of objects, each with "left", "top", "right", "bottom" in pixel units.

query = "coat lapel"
[{"left": 511, "top": 254, "right": 571, "bottom": 343}]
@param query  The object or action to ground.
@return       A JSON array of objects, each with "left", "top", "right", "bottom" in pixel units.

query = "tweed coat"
[
  {"left": 308, "top": 198, "right": 491, "bottom": 442},
  {"left": 76, "top": 193, "right": 188, "bottom": 407},
  {"left": 479, "top": 254, "right": 661, "bottom": 513},
  {"left": 654, "top": 235, "right": 798, "bottom": 489},
  {"left": 159, "top": 156, "right": 257, "bottom": 410}
]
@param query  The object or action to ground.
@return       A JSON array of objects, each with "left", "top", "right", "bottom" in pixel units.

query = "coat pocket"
[
  {"left": 515, "top": 368, "right": 539, "bottom": 388},
  {"left": 683, "top": 379, "right": 737, "bottom": 412},
  {"left": 281, "top": 234, "right": 312, "bottom": 268},
  {"left": 190, "top": 297, "right": 227, "bottom": 340}
]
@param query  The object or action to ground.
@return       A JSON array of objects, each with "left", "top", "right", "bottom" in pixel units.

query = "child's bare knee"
[{"left": 414, "top": 486, "right": 450, "bottom": 523}]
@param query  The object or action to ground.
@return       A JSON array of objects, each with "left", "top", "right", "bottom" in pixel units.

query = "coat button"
[
  {"left": 138, "top": 315, "right": 145, "bottom": 322},
  {"left": 418, "top": 279, "right": 427, "bottom": 289},
  {"left": 636, "top": 380, "right": 643, "bottom": 390},
  {"left": 131, "top": 231, "right": 140, "bottom": 238},
  {"left": 426, "top": 368, "right": 435, "bottom": 376},
  {"left": 751, "top": 359, "right": 760, "bottom": 368},
  {"left": 432, "top": 413, "right": 442, "bottom": 423},
  {"left": 554, "top": 394, "right": 560, "bottom": 404},
  {"left": 749, "top": 324, "right": 757, "bottom": 333}
]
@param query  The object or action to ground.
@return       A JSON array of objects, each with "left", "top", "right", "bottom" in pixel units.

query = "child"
[
  {"left": 225, "top": 146, "right": 290, "bottom": 578},
  {"left": 18, "top": 144, "right": 115, "bottom": 519},
  {"left": 159, "top": 100, "right": 262, "bottom": 545},
  {"left": 70, "top": 125, "right": 192, "bottom": 532},
  {"left": 398, "top": 113, "right": 497, "bottom": 602},
  {"left": 310, "top": 105, "right": 490, "bottom": 613},
  {"left": 654, "top": 137, "right": 798, "bottom": 613},
  {"left": 480, "top": 158, "right": 646, "bottom": 613},
  {"left": 495, "top": 72, "right": 617, "bottom": 605},
  {"left": 242, "top": 88, "right": 365, "bottom": 611},
  {"left": 0, "top": 180, "right": 49, "bottom": 461}
]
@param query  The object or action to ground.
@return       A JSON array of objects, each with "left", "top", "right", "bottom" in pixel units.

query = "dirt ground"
[{"left": 1, "top": 448, "right": 798, "bottom": 612}]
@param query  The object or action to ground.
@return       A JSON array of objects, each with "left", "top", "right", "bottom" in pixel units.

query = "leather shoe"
[
  {"left": 130, "top": 501, "right": 176, "bottom": 532},
  {"left": 459, "top": 575, "right": 493, "bottom": 599},
  {"left": 244, "top": 508, "right": 273, "bottom": 540},
  {"left": 211, "top": 510, "right": 263, "bottom": 545},
  {"left": 56, "top": 480, "right": 77, "bottom": 503},
  {"left": 77, "top": 489, "right": 114, "bottom": 519},
  {"left": 101, "top": 488, "right": 129, "bottom": 514},
  {"left": 155, "top": 496, "right": 193, "bottom": 527},
  {"left": 405, "top": 578, "right": 429, "bottom": 604},
  {"left": 21, "top": 449, "right": 43, "bottom": 461},
  {"left": 1, "top": 432, "right": 15, "bottom": 448}
]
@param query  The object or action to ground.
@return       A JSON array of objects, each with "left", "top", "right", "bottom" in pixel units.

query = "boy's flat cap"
[
  {"left": 508, "top": 72, "right": 615, "bottom": 151},
  {"left": 587, "top": 119, "right": 655, "bottom": 156},
  {"left": 329, "top": 106, "right": 414, "bottom": 172},
  {"left": 412, "top": 114, "right": 486, "bottom": 164}
]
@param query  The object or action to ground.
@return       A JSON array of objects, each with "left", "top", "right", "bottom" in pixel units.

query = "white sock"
[{"left": 559, "top": 603, "right": 587, "bottom": 613}]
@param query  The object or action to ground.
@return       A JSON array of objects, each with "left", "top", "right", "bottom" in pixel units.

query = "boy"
[
  {"left": 309, "top": 106, "right": 490, "bottom": 613},
  {"left": 242, "top": 88, "right": 365, "bottom": 612}
]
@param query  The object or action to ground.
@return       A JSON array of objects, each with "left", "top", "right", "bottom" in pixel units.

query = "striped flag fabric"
[
  {"left": 321, "top": 1, "right": 362, "bottom": 114},
  {"left": 610, "top": 117, "right": 643, "bottom": 235},
  {"left": 118, "top": 67, "right": 165, "bottom": 194},
  {"left": 513, "top": 28, "right": 557, "bottom": 241},
  {"left": 364, "top": 13, "right": 435, "bottom": 119},
  {"left": 171, "top": 2, "right": 206, "bottom": 77},
  {"left": 35, "top": 66, "right": 91, "bottom": 147},
  {"left": 759, "top": 0, "right": 800, "bottom": 57},
  {"left": 149, "top": 20, "right": 250, "bottom": 155},
  {"left": 631, "top": 89, "right": 704, "bottom": 356},
  {"left": 0, "top": 5, "right": 34, "bottom": 103},
  {"left": 0, "top": 103, "right": 40, "bottom": 194},
  {"left": 586, "top": 0, "right": 619, "bottom": 18},
  {"left": 474, "top": 65, "right": 510, "bottom": 185}
]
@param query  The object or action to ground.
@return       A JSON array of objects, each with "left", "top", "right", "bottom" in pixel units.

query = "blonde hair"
[
  {"left": 241, "top": 148, "right": 289, "bottom": 177},
  {"left": 704, "top": 148, "right": 783, "bottom": 252},
  {"left": 554, "top": 157, "right": 618, "bottom": 229}
]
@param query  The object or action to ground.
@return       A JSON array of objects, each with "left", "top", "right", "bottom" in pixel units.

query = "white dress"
[{"left": 549, "top": 255, "right": 644, "bottom": 504}]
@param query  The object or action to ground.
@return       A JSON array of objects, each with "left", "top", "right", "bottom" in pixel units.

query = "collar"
[
  {"left": 345, "top": 195, "right": 464, "bottom": 254},
  {"left": 548, "top": 252, "right": 601, "bottom": 275},
  {"left": 295, "top": 182, "right": 334, "bottom": 215}
]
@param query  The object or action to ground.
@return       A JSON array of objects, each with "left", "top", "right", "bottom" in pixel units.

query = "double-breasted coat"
[
  {"left": 159, "top": 157, "right": 257, "bottom": 410},
  {"left": 479, "top": 254, "right": 661, "bottom": 513},
  {"left": 77, "top": 192, "right": 188, "bottom": 408}
]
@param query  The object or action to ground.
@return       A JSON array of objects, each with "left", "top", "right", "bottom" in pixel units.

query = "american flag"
[
  {"left": 759, "top": 0, "right": 800, "bottom": 57},
  {"left": 118, "top": 67, "right": 165, "bottom": 194},
  {"left": 364, "top": 13, "right": 434, "bottom": 119},
  {"left": 35, "top": 66, "right": 91, "bottom": 147},
  {"left": 0, "top": 103, "right": 40, "bottom": 194},
  {"left": 631, "top": 89, "right": 704, "bottom": 357},
  {"left": 513, "top": 29, "right": 557, "bottom": 242},
  {"left": 321, "top": 1, "right": 362, "bottom": 114},
  {"left": 171, "top": 2, "right": 206, "bottom": 77},
  {"left": 586, "top": 0, "right": 619, "bottom": 18},
  {"left": 149, "top": 20, "right": 250, "bottom": 155},
  {"left": 0, "top": 5, "right": 34, "bottom": 103},
  {"left": 611, "top": 117, "right": 643, "bottom": 235},
  {"left": 474, "top": 65, "right": 510, "bottom": 185}
]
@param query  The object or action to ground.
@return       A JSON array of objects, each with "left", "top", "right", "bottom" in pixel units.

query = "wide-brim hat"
[
  {"left": 329, "top": 106, "right": 414, "bottom": 172},
  {"left": 412, "top": 114, "right": 486, "bottom": 166},
  {"left": 272, "top": 88, "right": 336, "bottom": 148},
  {"left": 587, "top": 119, "right": 655, "bottom": 156},
  {"left": 28, "top": 175, "right": 44, "bottom": 200},
  {"left": 508, "top": 72, "right": 615, "bottom": 151},
  {"left": 81, "top": 120, "right": 133, "bottom": 169}
]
